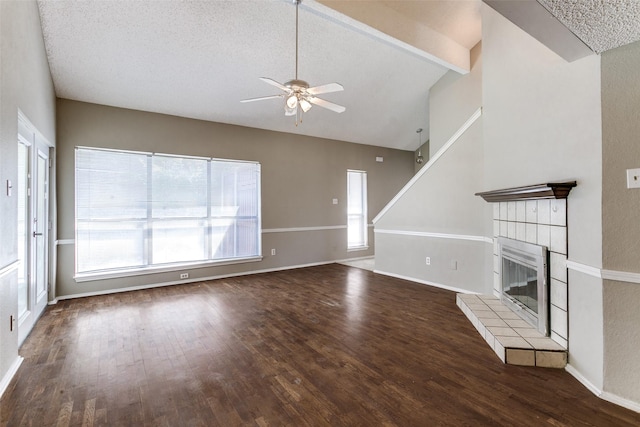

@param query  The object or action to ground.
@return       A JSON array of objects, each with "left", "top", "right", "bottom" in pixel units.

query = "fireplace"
[
  {"left": 473, "top": 182, "right": 575, "bottom": 351},
  {"left": 498, "top": 237, "right": 549, "bottom": 335}
]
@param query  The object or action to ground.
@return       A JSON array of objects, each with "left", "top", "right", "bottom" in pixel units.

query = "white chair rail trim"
[
  {"left": 263, "top": 225, "right": 347, "bottom": 233},
  {"left": 375, "top": 228, "right": 493, "bottom": 244},
  {"left": 567, "top": 260, "right": 640, "bottom": 285},
  {"left": 0, "top": 260, "right": 20, "bottom": 279}
]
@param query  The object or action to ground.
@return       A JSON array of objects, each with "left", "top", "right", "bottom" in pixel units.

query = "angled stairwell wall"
[{"left": 373, "top": 43, "right": 492, "bottom": 295}]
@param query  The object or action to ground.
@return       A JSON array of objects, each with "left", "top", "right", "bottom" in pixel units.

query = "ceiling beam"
[
  {"left": 306, "top": 0, "right": 470, "bottom": 74},
  {"left": 483, "top": 0, "right": 594, "bottom": 62}
]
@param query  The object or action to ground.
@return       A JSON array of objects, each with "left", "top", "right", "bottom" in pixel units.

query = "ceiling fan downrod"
[
  {"left": 294, "top": 0, "right": 300, "bottom": 80},
  {"left": 240, "top": 0, "right": 345, "bottom": 121}
]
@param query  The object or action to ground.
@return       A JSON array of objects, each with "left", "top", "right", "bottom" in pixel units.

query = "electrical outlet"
[
  {"left": 271, "top": 248, "right": 276, "bottom": 256},
  {"left": 627, "top": 168, "right": 640, "bottom": 189},
  {"left": 425, "top": 257, "right": 431, "bottom": 266},
  {"left": 180, "top": 273, "right": 189, "bottom": 279}
]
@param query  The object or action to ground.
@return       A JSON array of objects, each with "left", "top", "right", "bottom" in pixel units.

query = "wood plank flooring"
[{"left": 2, "top": 264, "right": 639, "bottom": 426}]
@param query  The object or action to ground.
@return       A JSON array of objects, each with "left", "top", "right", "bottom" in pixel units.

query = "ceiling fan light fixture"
[
  {"left": 286, "top": 94, "right": 298, "bottom": 109},
  {"left": 240, "top": 0, "right": 345, "bottom": 122},
  {"left": 299, "top": 98, "right": 312, "bottom": 112},
  {"left": 284, "top": 102, "right": 297, "bottom": 116}
]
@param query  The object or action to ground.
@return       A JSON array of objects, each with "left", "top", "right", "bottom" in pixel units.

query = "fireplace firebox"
[{"left": 498, "top": 237, "right": 549, "bottom": 336}]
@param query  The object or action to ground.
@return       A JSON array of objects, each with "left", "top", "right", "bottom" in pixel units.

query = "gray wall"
[
  {"left": 0, "top": 0, "right": 56, "bottom": 391},
  {"left": 601, "top": 40, "right": 640, "bottom": 404},
  {"left": 482, "top": 4, "right": 604, "bottom": 390},
  {"left": 55, "top": 99, "right": 414, "bottom": 298},
  {"left": 375, "top": 42, "right": 488, "bottom": 294}
]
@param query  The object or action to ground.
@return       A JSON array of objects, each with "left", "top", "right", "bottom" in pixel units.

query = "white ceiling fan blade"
[
  {"left": 308, "top": 97, "right": 346, "bottom": 113},
  {"left": 306, "top": 82, "right": 344, "bottom": 96},
  {"left": 240, "top": 94, "right": 283, "bottom": 103},
  {"left": 259, "top": 77, "right": 291, "bottom": 93}
]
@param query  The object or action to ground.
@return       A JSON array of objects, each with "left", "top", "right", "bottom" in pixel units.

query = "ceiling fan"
[{"left": 241, "top": 0, "right": 345, "bottom": 124}]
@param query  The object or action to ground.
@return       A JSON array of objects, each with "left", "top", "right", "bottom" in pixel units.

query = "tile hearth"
[{"left": 456, "top": 293, "right": 567, "bottom": 368}]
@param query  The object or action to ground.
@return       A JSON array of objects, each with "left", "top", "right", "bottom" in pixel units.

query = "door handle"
[{"left": 33, "top": 232, "right": 43, "bottom": 237}]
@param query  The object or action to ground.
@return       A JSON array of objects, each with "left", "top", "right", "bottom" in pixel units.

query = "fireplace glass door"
[
  {"left": 502, "top": 258, "right": 538, "bottom": 314},
  {"left": 498, "top": 237, "right": 549, "bottom": 335}
]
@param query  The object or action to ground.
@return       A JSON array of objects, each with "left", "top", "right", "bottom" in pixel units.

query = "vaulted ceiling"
[
  {"left": 36, "top": 1, "right": 640, "bottom": 151},
  {"left": 37, "top": 0, "right": 482, "bottom": 151}
]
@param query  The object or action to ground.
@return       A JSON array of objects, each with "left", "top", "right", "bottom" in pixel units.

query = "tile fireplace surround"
[{"left": 464, "top": 182, "right": 576, "bottom": 367}]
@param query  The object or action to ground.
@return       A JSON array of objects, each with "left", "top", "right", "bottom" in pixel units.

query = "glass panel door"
[
  {"left": 17, "top": 116, "right": 50, "bottom": 346},
  {"left": 34, "top": 146, "right": 49, "bottom": 305},
  {"left": 17, "top": 140, "right": 29, "bottom": 320}
]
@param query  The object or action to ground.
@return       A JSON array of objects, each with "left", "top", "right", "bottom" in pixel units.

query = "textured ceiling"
[
  {"left": 37, "top": 0, "right": 482, "bottom": 151},
  {"left": 538, "top": 0, "right": 640, "bottom": 53},
  {"left": 33, "top": 0, "right": 640, "bottom": 151}
]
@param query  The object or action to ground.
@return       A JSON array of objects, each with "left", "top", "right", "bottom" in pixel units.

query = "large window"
[
  {"left": 75, "top": 147, "right": 261, "bottom": 275},
  {"left": 347, "top": 170, "right": 367, "bottom": 249}
]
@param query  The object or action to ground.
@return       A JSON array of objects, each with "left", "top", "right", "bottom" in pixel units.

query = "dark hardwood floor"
[{"left": 2, "top": 264, "right": 639, "bottom": 426}]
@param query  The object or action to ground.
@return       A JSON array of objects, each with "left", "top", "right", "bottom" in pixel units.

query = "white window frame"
[
  {"left": 74, "top": 147, "right": 261, "bottom": 281},
  {"left": 347, "top": 169, "right": 368, "bottom": 250}
]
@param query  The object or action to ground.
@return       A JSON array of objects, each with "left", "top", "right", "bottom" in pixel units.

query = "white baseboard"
[
  {"left": 338, "top": 255, "right": 374, "bottom": 262},
  {"left": 56, "top": 260, "right": 343, "bottom": 301},
  {"left": 601, "top": 391, "right": 640, "bottom": 413},
  {"left": 0, "top": 356, "right": 24, "bottom": 398},
  {"left": 373, "top": 269, "right": 480, "bottom": 295},
  {"left": 565, "top": 364, "right": 602, "bottom": 396},
  {"left": 565, "top": 364, "right": 640, "bottom": 414}
]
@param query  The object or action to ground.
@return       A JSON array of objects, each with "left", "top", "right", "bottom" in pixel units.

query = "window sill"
[
  {"left": 74, "top": 256, "right": 263, "bottom": 283},
  {"left": 347, "top": 245, "right": 369, "bottom": 252}
]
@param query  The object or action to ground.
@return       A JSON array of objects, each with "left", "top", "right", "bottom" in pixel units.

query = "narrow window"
[{"left": 347, "top": 170, "right": 367, "bottom": 249}]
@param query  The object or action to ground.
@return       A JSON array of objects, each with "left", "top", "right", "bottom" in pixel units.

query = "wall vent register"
[{"left": 498, "top": 237, "right": 549, "bottom": 336}]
